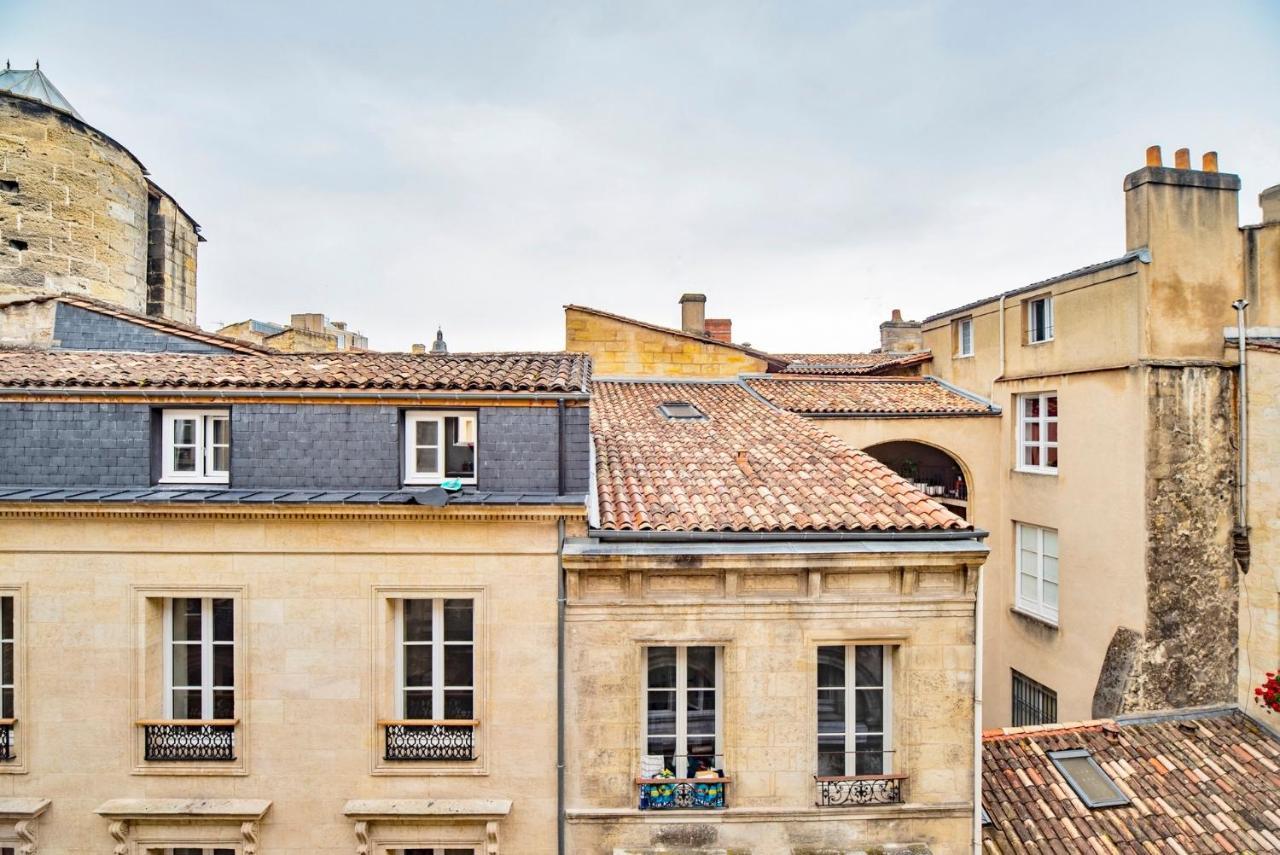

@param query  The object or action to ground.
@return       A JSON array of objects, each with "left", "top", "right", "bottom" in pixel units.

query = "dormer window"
[
  {"left": 160, "top": 409, "right": 230, "bottom": 484},
  {"left": 659, "top": 401, "right": 705, "bottom": 420},
  {"left": 404, "top": 411, "right": 478, "bottom": 485}
]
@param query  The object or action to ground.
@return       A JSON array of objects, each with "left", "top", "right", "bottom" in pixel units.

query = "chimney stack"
[
  {"left": 879, "top": 308, "right": 922, "bottom": 352},
  {"left": 679, "top": 293, "right": 706, "bottom": 335},
  {"left": 1262, "top": 184, "right": 1280, "bottom": 225},
  {"left": 1124, "top": 145, "right": 1240, "bottom": 253},
  {"left": 411, "top": 343, "right": 426, "bottom": 354},
  {"left": 704, "top": 318, "right": 733, "bottom": 343}
]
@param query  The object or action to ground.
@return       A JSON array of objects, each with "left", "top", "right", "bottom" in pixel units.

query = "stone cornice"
[{"left": 0, "top": 502, "right": 585, "bottom": 524}]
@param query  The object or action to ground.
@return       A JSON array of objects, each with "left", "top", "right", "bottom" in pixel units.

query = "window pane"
[
  {"left": 855, "top": 734, "right": 885, "bottom": 775},
  {"left": 415, "top": 448, "right": 439, "bottom": 473},
  {"left": 1, "top": 597, "right": 11, "bottom": 638},
  {"left": 209, "top": 417, "right": 229, "bottom": 445},
  {"left": 213, "top": 645, "right": 234, "bottom": 687},
  {"left": 855, "top": 689, "right": 884, "bottom": 732},
  {"left": 818, "top": 733, "right": 846, "bottom": 776},
  {"left": 687, "top": 646, "right": 716, "bottom": 688},
  {"left": 1044, "top": 580, "right": 1059, "bottom": 609},
  {"left": 2, "top": 687, "right": 12, "bottom": 719},
  {"left": 1047, "top": 395, "right": 1058, "bottom": 417},
  {"left": 404, "top": 690, "right": 432, "bottom": 719},
  {"left": 1020, "top": 572, "right": 1040, "bottom": 599},
  {"left": 403, "top": 599, "right": 432, "bottom": 642},
  {"left": 173, "top": 644, "right": 201, "bottom": 688},
  {"left": 687, "top": 690, "right": 716, "bottom": 735},
  {"left": 443, "top": 599, "right": 473, "bottom": 641},
  {"left": 1021, "top": 547, "right": 1039, "bottom": 573},
  {"left": 1047, "top": 446, "right": 1059, "bottom": 468},
  {"left": 415, "top": 420, "right": 439, "bottom": 446},
  {"left": 173, "top": 445, "right": 196, "bottom": 472},
  {"left": 1054, "top": 754, "right": 1125, "bottom": 805},
  {"left": 1024, "top": 397, "right": 1040, "bottom": 417},
  {"left": 1047, "top": 422, "right": 1058, "bottom": 442},
  {"left": 173, "top": 419, "right": 196, "bottom": 445},
  {"left": 212, "top": 599, "right": 233, "bottom": 641},
  {"left": 647, "top": 690, "right": 676, "bottom": 735},
  {"left": 404, "top": 645, "right": 432, "bottom": 688},
  {"left": 1, "top": 642, "right": 10, "bottom": 687},
  {"left": 817, "top": 688, "right": 845, "bottom": 732},
  {"left": 855, "top": 646, "right": 883, "bottom": 687},
  {"left": 1044, "top": 554, "right": 1059, "bottom": 584},
  {"left": 173, "top": 598, "right": 201, "bottom": 641},
  {"left": 444, "top": 689, "right": 473, "bottom": 719},
  {"left": 818, "top": 645, "right": 844, "bottom": 688},
  {"left": 1024, "top": 421, "right": 1040, "bottom": 442},
  {"left": 686, "top": 735, "right": 716, "bottom": 768},
  {"left": 444, "top": 645, "right": 473, "bottom": 686},
  {"left": 212, "top": 689, "right": 234, "bottom": 719},
  {"left": 445, "top": 418, "right": 476, "bottom": 478},
  {"left": 646, "top": 735, "right": 676, "bottom": 763},
  {"left": 210, "top": 444, "right": 230, "bottom": 473},
  {"left": 172, "top": 689, "right": 202, "bottom": 719},
  {"left": 1043, "top": 529, "right": 1058, "bottom": 557},
  {"left": 1025, "top": 446, "right": 1040, "bottom": 466},
  {"left": 647, "top": 647, "right": 676, "bottom": 689}
]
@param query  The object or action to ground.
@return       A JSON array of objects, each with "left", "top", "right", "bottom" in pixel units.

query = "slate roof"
[
  {"left": 746, "top": 376, "right": 999, "bottom": 416},
  {"left": 590, "top": 379, "right": 969, "bottom": 533},
  {"left": 773, "top": 351, "right": 932, "bottom": 375},
  {"left": 0, "top": 294, "right": 269, "bottom": 354},
  {"left": 0, "top": 349, "right": 591, "bottom": 393},
  {"left": 982, "top": 707, "right": 1280, "bottom": 854}
]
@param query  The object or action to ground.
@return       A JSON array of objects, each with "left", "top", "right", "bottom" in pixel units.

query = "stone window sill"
[{"left": 1010, "top": 605, "right": 1059, "bottom": 631}]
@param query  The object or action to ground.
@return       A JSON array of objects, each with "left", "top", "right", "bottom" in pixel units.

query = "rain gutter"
[
  {"left": 0, "top": 387, "right": 590, "bottom": 402},
  {"left": 588, "top": 528, "right": 988, "bottom": 543}
]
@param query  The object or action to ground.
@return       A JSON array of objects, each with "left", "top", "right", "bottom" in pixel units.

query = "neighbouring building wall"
[
  {"left": 1242, "top": 349, "right": 1280, "bottom": 718},
  {"left": 0, "top": 508, "right": 574, "bottom": 854},
  {"left": 563, "top": 546, "right": 982, "bottom": 855},
  {"left": 144, "top": 186, "right": 199, "bottom": 325},
  {"left": 0, "top": 94, "right": 150, "bottom": 313},
  {"left": 565, "top": 307, "right": 769, "bottom": 378}
]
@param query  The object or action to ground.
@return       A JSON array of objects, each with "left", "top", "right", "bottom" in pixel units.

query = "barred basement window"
[{"left": 1011, "top": 670, "right": 1057, "bottom": 726}]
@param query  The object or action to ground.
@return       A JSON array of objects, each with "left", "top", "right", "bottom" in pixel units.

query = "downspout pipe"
[
  {"left": 1233, "top": 299, "right": 1251, "bottom": 573},
  {"left": 973, "top": 564, "right": 985, "bottom": 854},
  {"left": 556, "top": 516, "right": 567, "bottom": 854}
]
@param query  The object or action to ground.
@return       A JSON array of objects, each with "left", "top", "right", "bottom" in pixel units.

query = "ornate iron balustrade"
[
  {"left": 0, "top": 719, "right": 12, "bottom": 761},
  {"left": 140, "top": 720, "right": 236, "bottom": 762},
  {"left": 382, "top": 720, "right": 478, "bottom": 761},
  {"left": 637, "top": 777, "right": 730, "bottom": 810},
  {"left": 814, "top": 773, "right": 907, "bottom": 806}
]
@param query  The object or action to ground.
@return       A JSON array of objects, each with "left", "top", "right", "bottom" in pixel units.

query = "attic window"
[
  {"left": 1047, "top": 749, "right": 1130, "bottom": 809},
  {"left": 659, "top": 401, "right": 705, "bottom": 420}
]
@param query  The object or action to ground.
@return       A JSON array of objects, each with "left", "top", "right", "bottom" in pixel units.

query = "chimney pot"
[
  {"left": 1202, "top": 151, "right": 1219, "bottom": 173},
  {"left": 1146, "top": 145, "right": 1163, "bottom": 167},
  {"left": 1174, "top": 148, "right": 1191, "bottom": 170},
  {"left": 679, "top": 293, "right": 707, "bottom": 336},
  {"left": 411, "top": 343, "right": 426, "bottom": 354},
  {"left": 891, "top": 308, "right": 903, "bottom": 322}
]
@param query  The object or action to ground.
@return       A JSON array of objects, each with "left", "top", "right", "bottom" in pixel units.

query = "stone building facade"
[{"left": 0, "top": 69, "right": 201, "bottom": 325}]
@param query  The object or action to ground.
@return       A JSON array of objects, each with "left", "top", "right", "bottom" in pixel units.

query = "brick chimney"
[
  {"left": 679, "top": 293, "right": 706, "bottom": 335},
  {"left": 879, "top": 309, "right": 922, "bottom": 352},
  {"left": 704, "top": 318, "right": 733, "bottom": 343}
]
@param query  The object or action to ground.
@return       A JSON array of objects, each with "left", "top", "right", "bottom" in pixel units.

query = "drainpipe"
[
  {"left": 557, "top": 399, "right": 566, "bottom": 496},
  {"left": 1233, "top": 299, "right": 1251, "bottom": 573},
  {"left": 556, "top": 516, "right": 567, "bottom": 854},
  {"left": 972, "top": 564, "right": 984, "bottom": 855}
]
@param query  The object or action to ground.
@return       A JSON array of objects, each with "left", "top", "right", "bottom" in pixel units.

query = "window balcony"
[
  {"left": 138, "top": 719, "right": 237, "bottom": 762},
  {"left": 381, "top": 719, "right": 478, "bottom": 761},
  {"left": 636, "top": 776, "right": 730, "bottom": 810},
  {"left": 814, "top": 773, "right": 907, "bottom": 806},
  {"left": 0, "top": 718, "right": 12, "bottom": 760}
]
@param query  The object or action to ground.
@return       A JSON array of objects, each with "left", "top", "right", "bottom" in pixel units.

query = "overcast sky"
[{"left": 6, "top": 1, "right": 1280, "bottom": 352}]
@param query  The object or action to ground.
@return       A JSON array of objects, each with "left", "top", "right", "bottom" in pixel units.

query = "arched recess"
[{"left": 863, "top": 439, "right": 973, "bottom": 521}]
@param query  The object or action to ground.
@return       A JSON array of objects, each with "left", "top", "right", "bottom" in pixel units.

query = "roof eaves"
[{"left": 923, "top": 248, "right": 1151, "bottom": 324}]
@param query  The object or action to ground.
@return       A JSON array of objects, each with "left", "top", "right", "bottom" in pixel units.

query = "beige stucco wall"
[
  {"left": 1241, "top": 349, "right": 1280, "bottom": 719},
  {"left": 0, "top": 505, "right": 580, "bottom": 854},
  {"left": 562, "top": 547, "right": 982, "bottom": 854},
  {"left": 565, "top": 308, "right": 768, "bottom": 378}
]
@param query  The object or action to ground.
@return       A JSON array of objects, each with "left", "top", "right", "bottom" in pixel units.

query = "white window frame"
[
  {"left": 1015, "top": 523, "right": 1059, "bottom": 624},
  {"left": 162, "top": 597, "right": 235, "bottom": 720},
  {"left": 1027, "top": 295, "right": 1054, "bottom": 343},
  {"left": 404, "top": 411, "right": 478, "bottom": 486},
  {"left": 393, "top": 598, "right": 474, "bottom": 721},
  {"left": 1016, "top": 391, "right": 1058, "bottom": 474},
  {"left": 0, "top": 596, "right": 12, "bottom": 724},
  {"left": 161, "top": 409, "right": 230, "bottom": 484},
  {"left": 642, "top": 645, "right": 724, "bottom": 777},
  {"left": 817, "top": 644, "right": 893, "bottom": 776},
  {"left": 956, "top": 317, "right": 974, "bottom": 358}
]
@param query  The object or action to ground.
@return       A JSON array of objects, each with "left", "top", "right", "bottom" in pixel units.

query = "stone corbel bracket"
[
  {"left": 342, "top": 798, "right": 512, "bottom": 855},
  {"left": 0, "top": 798, "right": 51, "bottom": 855},
  {"left": 94, "top": 798, "right": 270, "bottom": 854}
]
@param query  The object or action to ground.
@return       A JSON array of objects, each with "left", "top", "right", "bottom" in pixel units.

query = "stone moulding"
[
  {"left": 93, "top": 798, "right": 270, "bottom": 855},
  {"left": 0, "top": 797, "right": 50, "bottom": 854},
  {"left": 0, "top": 502, "right": 586, "bottom": 524},
  {"left": 342, "top": 798, "right": 512, "bottom": 855}
]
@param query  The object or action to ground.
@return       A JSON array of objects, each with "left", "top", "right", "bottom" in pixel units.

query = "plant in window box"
[{"left": 1255, "top": 672, "right": 1280, "bottom": 714}]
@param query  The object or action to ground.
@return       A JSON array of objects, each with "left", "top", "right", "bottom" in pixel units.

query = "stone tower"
[{"left": 0, "top": 64, "right": 201, "bottom": 324}]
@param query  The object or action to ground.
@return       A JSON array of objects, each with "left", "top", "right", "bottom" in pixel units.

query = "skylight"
[
  {"left": 1047, "top": 749, "right": 1130, "bottom": 808},
  {"left": 659, "top": 401, "right": 705, "bottom": 420}
]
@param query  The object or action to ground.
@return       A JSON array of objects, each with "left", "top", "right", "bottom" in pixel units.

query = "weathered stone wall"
[
  {"left": 566, "top": 307, "right": 769, "bottom": 378},
  {"left": 1125, "top": 365, "right": 1238, "bottom": 711},
  {"left": 0, "top": 94, "right": 151, "bottom": 313},
  {"left": 144, "top": 187, "right": 199, "bottom": 324}
]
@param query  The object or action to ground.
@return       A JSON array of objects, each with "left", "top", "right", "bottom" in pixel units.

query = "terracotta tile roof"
[
  {"left": 746, "top": 376, "right": 999, "bottom": 416},
  {"left": 590, "top": 379, "right": 970, "bottom": 533},
  {"left": 565, "top": 305, "right": 787, "bottom": 368},
  {"left": 0, "top": 294, "right": 272, "bottom": 354},
  {"left": 773, "top": 351, "right": 932, "bottom": 375},
  {"left": 0, "top": 349, "right": 590, "bottom": 393},
  {"left": 982, "top": 707, "right": 1280, "bottom": 854}
]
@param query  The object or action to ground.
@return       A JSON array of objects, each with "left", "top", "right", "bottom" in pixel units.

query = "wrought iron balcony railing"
[
  {"left": 139, "top": 719, "right": 237, "bottom": 762},
  {"left": 814, "top": 773, "right": 907, "bottom": 806},
  {"left": 637, "top": 776, "right": 731, "bottom": 810},
  {"left": 381, "top": 720, "right": 478, "bottom": 761},
  {"left": 0, "top": 718, "right": 13, "bottom": 761}
]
